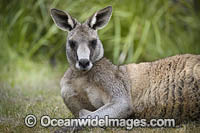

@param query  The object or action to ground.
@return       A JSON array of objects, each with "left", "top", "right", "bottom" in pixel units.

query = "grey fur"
[{"left": 51, "top": 6, "right": 200, "bottom": 131}]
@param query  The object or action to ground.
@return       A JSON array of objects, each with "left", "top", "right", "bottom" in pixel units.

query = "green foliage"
[{"left": 0, "top": 0, "right": 200, "bottom": 66}]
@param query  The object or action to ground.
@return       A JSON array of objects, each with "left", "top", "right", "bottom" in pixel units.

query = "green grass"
[
  {"left": 0, "top": 59, "right": 68, "bottom": 132},
  {"left": 1, "top": 0, "right": 200, "bottom": 64},
  {"left": 1, "top": 0, "right": 200, "bottom": 132}
]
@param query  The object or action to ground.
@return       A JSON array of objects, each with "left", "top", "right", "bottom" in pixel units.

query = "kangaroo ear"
[
  {"left": 50, "top": 8, "right": 78, "bottom": 31},
  {"left": 86, "top": 6, "right": 112, "bottom": 30}
]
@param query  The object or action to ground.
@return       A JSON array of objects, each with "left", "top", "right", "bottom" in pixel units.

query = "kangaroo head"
[{"left": 50, "top": 6, "right": 112, "bottom": 71}]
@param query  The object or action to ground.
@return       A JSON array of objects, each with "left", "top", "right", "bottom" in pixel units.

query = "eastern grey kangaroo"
[{"left": 50, "top": 6, "right": 200, "bottom": 128}]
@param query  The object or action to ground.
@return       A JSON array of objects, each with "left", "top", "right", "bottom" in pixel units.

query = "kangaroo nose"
[{"left": 78, "top": 59, "right": 90, "bottom": 69}]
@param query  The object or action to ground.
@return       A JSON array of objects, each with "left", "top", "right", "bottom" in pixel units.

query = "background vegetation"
[{"left": 0, "top": 0, "right": 200, "bottom": 132}]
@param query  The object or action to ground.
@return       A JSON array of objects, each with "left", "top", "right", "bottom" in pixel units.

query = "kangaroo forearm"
[{"left": 81, "top": 100, "right": 132, "bottom": 119}]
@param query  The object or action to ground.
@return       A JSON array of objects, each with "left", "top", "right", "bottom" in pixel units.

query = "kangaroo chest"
[{"left": 71, "top": 76, "right": 110, "bottom": 109}]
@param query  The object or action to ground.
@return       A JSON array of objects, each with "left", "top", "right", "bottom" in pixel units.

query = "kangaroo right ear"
[{"left": 50, "top": 8, "right": 78, "bottom": 31}]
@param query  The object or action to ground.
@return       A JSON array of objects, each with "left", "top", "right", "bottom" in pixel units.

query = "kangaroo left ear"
[{"left": 86, "top": 6, "right": 112, "bottom": 30}]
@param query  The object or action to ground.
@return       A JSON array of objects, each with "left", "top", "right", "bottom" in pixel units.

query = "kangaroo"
[{"left": 50, "top": 6, "right": 200, "bottom": 130}]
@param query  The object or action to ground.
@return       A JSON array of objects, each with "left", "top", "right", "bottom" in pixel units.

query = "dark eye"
[
  {"left": 89, "top": 39, "right": 97, "bottom": 49},
  {"left": 68, "top": 40, "right": 76, "bottom": 49}
]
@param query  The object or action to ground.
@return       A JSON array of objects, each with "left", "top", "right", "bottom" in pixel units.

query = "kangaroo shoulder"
[
  {"left": 89, "top": 58, "right": 117, "bottom": 81},
  {"left": 89, "top": 58, "right": 132, "bottom": 96}
]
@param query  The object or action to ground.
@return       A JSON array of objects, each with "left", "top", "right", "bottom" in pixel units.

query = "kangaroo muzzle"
[{"left": 76, "top": 44, "right": 93, "bottom": 71}]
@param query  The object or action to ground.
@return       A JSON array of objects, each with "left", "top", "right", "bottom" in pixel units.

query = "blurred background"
[{"left": 0, "top": 0, "right": 200, "bottom": 132}]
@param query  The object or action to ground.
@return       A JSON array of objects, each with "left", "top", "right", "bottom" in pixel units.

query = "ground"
[{"left": 0, "top": 59, "right": 200, "bottom": 133}]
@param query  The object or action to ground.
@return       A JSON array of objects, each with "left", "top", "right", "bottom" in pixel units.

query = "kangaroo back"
[{"left": 126, "top": 54, "right": 200, "bottom": 122}]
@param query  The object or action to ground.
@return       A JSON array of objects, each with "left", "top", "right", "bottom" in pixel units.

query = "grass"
[
  {"left": 0, "top": 58, "right": 68, "bottom": 132},
  {"left": 1, "top": 0, "right": 200, "bottom": 132},
  {"left": 1, "top": 0, "right": 200, "bottom": 64}
]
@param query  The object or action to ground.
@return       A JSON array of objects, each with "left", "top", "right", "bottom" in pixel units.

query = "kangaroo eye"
[
  {"left": 68, "top": 40, "right": 76, "bottom": 49},
  {"left": 90, "top": 39, "right": 97, "bottom": 49}
]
